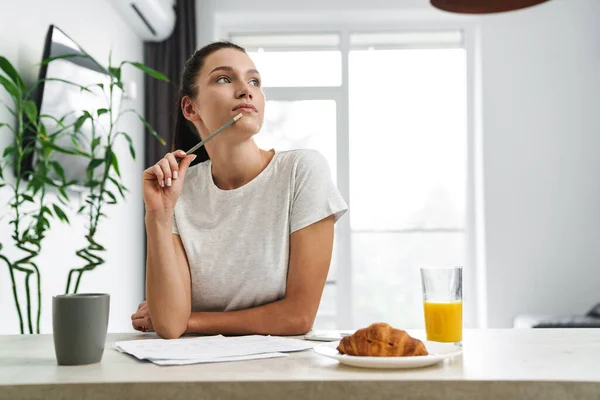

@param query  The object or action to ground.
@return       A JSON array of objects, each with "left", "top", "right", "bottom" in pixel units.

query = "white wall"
[
  {"left": 202, "top": 0, "right": 600, "bottom": 328},
  {"left": 0, "top": 0, "right": 147, "bottom": 334},
  {"left": 479, "top": 0, "right": 600, "bottom": 327}
]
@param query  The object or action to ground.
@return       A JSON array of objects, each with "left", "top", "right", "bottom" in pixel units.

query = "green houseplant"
[
  {"left": 0, "top": 56, "right": 87, "bottom": 333},
  {"left": 0, "top": 53, "right": 168, "bottom": 333}
]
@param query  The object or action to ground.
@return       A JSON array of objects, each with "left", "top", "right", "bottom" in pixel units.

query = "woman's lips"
[
  {"left": 235, "top": 107, "right": 257, "bottom": 113},
  {"left": 233, "top": 103, "right": 257, "bottom": 113}
]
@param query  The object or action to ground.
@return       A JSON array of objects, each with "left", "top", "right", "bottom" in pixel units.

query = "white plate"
[{"left": 313, "top": 340, "right": 462, "bottom": 369}]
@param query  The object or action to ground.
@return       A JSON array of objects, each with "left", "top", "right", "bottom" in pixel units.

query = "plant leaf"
[
  {"left": 104, "top": 190, "right": 117, "bottom": 204},
  {"left": 30, "top": 78, "right": 93, "bottom": 95},
  {"left": 40, "top": 53, "right": 91, "bottom": 65},
  {"left": 46, "top": 143, "right": 86, "bottom": 157},
  {"left": 70, "top": 135, "right": 82, "bottom": 150},
  {"left": 0, "top": 123, "right": 15, "bottom": 137},
  {"left": 107, "top": 149, "right": 121, "bottom": 177},
  {"left": 97, "top": 108, "right": 108, "bottom": 117},
  {"left": 22, "top": 100, "right": 38, "bottom": 125},
  {"left": 118, "top": 131, "right": 136, "bottom": 160},
  {"left": 109, "top": 176, "right": 125, "bottom": 198},
  {"left": 58, "top": 187, "right": 69, "bottom": 202},
  {"left": 2, "top": 146, "right": 16, "bottom": 158},
  {"left": 91, "top": 137, "right": 101, "bottom": 150},
  {"left": 74, "top": 113, "right": 90, "bottom": 132},
  {"left": 43, "top": 177, "right": 57, "bottom": 187},
  {"left": 0, "top": 75, "right": 20, "bottom": 99},
  {"left": 108, "top": 67, "right": 121, "bottom": 81},
  {"left": 89, "top": 158, "right": 104, "bottom": 170},
  {"left": 84, "top": 180, "right": 102, "bottom": 189},
  {"left": 29, "top": 176, "right": 42, "bottom": 195},
  {"left": 39, "top": 113, "right": 69, "bottom": 131},
  {"left": 0, "top": 100, "right": 16, "bottom": 117},
  {"left": 0, "top": 56, "right": 25, "bottom": 89},
  {"left": 121, "top": 61, "right": 169, "bottom": 82},
  {"left": 50, "top": 161, "right": 66, "bottom": 181},
  {"left": 133, "top": 111, "right": 166, "bottom": 146},
  {"left": 38, "top": 122, "right": 48, "bottom": 139},
  {"left": 77, "top": 205, "right": 86, "bottom": 213},
  {"left": 52, "top": 204, "right": 69, "bottom": 223},
  {"left": 58, "top": 191, "right": 70, "bottom": 206}
]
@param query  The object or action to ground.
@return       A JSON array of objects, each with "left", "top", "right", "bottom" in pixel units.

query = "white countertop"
[{"left": 1, "top": 329, "right": 599, "bottom": 400}]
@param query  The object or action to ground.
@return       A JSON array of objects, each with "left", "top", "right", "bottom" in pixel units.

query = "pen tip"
[{"left": 234, "top": 113, "right": 243, "bottom": 121}]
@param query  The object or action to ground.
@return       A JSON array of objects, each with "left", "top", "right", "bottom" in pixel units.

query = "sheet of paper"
[
  {"left": 149, "top": 352, "right": 288, "bottom": 366},
  {"left": 113, "top": 334, "right": 318, "bottom": 361}
]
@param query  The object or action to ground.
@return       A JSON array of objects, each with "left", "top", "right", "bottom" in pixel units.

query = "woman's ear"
[{"left": 181, "top": 96, "right": 200, "bottom": 123}]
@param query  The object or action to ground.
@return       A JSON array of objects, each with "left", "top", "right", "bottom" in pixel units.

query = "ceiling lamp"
[{"left": 430, "top": 0, "right": 552, "bottom": 14}]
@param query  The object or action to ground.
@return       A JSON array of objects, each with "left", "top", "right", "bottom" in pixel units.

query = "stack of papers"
[{"left": 113, "top": 334, "right": 318, "bottom": 366}]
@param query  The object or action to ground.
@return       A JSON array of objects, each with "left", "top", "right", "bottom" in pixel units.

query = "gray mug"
[{"left": 52, "top": 293, "right": 110, "bottom": 365}]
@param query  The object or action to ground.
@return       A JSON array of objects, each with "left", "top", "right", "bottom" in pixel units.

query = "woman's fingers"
[
  {"left": 144, "top": 150, "right": 189, "bottom": 189},
  {"left": 158, "top": 159, "right": 172, "bottom": 187},
  {"left": 132, "top": 316, "right": 142, "bottom": 329},
  {"left": 132, "top": 316, "right": 151, "bottom": 331},
  {"left": 132, "top": 301, "right": 149, "bottom": 322},
  {"left": 131, "top": 310, "right": 144, "bottom": 320},
  {"left": 152, "top": 165, "right": 164, "bottom": 188},
  {"left": 165, "top": 153, "right": 180, "bottom": 181},
  {"left": 178, "top": 154, "right": 197, "bottom": 179},
  {"left": 131, "top": 304, "right": 152, "bottom": 332}
]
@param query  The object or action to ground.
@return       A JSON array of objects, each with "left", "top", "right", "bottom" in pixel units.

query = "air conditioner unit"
[{"left": 110, "top": 0, "right": 176, "bottom": 42}]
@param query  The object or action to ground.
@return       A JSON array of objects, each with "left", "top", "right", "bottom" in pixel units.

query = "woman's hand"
[
  {"left": 131, "top": 301, "right": 154, "bottom": 332},
  {"left": 142, "top": 150, "right": 196, "bottom": 214}
]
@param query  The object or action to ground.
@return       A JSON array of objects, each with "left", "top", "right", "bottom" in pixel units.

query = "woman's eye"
[
  {"left": 250, "top": 78, "right": 261, "bottom": 87},
  {"left": 216, "top": 76, "right": 231, "bottom": 83}
]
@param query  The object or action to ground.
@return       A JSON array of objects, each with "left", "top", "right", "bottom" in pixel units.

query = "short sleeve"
[
  {"left": 290, "top": 150, "right": 349, "bottom": 233},
  {"left": 172, "top": 212, "right": 180, "bottom": 235}
]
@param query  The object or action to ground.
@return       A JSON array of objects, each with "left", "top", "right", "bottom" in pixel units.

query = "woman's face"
[{"left": 183, "top": 48, "right": 265, "bottom": 141}]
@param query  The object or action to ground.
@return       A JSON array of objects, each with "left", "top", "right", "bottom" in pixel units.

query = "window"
[
  {"left": 229, "top": 30, "right": 468, "bottom": 330},
  {"left": 247, "top": 52, "right": 341, "bottom": 87},
  {"left": 231, "top": 33, "right": 342, "bottom": 87},
  {"left": 257, "top": 100, "right": 338, "bottom": 181}
]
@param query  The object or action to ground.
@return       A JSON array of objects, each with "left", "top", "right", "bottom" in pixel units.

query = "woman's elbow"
[
  {"left": 288, "top": 314, "right": 313, "bottom": 335},
  {"left": 147, "top": 302, "right": 190, "bottom": 339},
  {"left": 154, "top": 323, "right": 186, "bottom": 339},
  {"left": 152, "top": 314, "right": 189, "bottom": 339}
]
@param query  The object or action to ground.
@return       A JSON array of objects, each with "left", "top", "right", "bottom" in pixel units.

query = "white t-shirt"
[{"left": 172, "top": 149, "right": 348, "bottom": 313}]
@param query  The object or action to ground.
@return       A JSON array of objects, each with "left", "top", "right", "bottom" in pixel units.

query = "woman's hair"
[{"left": 172, "top": 41, "right": 247, "bottom": 165}]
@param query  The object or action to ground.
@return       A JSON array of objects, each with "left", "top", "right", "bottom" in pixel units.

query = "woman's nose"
[{"left": 235, "top": 83, "right": 253, "bottom": 100}]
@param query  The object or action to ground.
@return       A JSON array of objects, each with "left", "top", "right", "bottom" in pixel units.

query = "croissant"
[{"left": 337, "top": 323, "right": 428, "bottom": 357}]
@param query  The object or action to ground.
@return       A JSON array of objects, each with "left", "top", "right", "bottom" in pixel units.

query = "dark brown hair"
[{"left": 172, "top": 41, "right": 246, "bottom": 165}]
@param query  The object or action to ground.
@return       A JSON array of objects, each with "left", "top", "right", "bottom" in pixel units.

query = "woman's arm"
[
  {"left": 145, "top": 212, "right": 192, "bottom": 339},
  {"left": 185, "top": 215, "right": 334, "bottom": 336}
]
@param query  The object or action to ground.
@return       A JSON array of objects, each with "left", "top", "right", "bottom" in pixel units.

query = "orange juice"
[{"left": 423, "top": 301, "right": 462, "bottom": 342}]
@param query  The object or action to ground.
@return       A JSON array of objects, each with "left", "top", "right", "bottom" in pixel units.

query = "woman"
[{"left": 131, "top": 41, "right": 348, "bottom": 339}]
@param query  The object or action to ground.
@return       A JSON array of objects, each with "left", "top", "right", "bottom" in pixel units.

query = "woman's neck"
[{"left": 208, "top": 140, "right": 274, "bottom": 190}]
